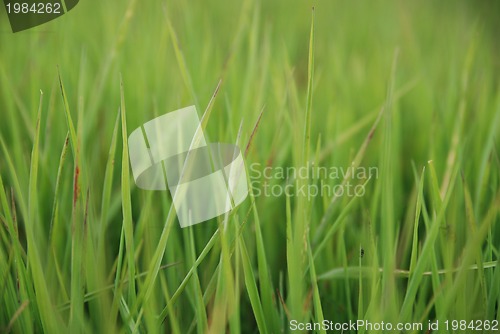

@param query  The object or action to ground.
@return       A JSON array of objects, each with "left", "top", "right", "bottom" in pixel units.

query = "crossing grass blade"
[
  {"left": 98, "top": 110, "right": 120, "bottom": 261},
  {"left": 409, "top": 165, "right": 425, "bottom": 275},
  {"left": 307, "top": 241, "right": 326, "bottom": 334},
  {"left": 399, "top": 160, "right": 460, "bottom": 322},
  {"left": 58, "top": 72, "right": 86, "bottom": 332},
  {"left": 119, "top": 76, "right": 137, "bottom": 308},
  {"left": 240, "top": 236, "right": 268, "bottom": 334},
  {"left": 27, "top": 91, "right": 64, "bottom": 333}
]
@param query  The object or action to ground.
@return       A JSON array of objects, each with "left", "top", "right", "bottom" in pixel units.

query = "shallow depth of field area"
[{"left": 1, "top": 1, "right": 500, "bottom": 333}]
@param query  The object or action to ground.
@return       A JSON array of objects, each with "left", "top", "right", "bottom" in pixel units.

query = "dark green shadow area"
[
  {"left": 64, "top": 0, "right": 77, "bottom": 11},
  {"left": 3, "top": 0, "right": 79, "bottom": 32}
]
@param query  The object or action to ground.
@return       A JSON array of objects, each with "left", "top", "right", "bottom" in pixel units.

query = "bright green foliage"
[{"left": 0, "top": 1, "right": 499, "bottom": 333}]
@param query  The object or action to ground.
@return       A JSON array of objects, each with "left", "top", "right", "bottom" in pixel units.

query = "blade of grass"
[
  {"left": 318, "top": 261, "right": 498, "bottom": 280},
  {"left": 240, "top": 236, "right": 268, "bottom": 334},
  {"left": 462, "top": 172, "right": 488, "bottom": 312},
  {"left": 307, "top": 240, "right": 325, "bottom": 334},
  {"left": 120, "top": 76, "right": 137, "bottom": 308},
  {"left": 409, "top": 164, "right": 425, "bottom": 275},
  {"left": 399, "top": 160, "right": 460, "bottom": 322}
]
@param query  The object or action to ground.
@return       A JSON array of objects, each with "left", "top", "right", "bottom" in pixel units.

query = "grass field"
[{"left": 1, "top": 0, "right": 500, "bottom": 333}]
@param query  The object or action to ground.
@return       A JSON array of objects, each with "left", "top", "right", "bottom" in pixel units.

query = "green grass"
[{"left": 1, "top": 0, "right": 500, "bottom": 333}]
